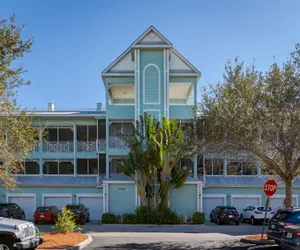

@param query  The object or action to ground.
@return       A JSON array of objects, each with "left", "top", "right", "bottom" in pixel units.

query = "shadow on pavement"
[{"left": 89, "top": 241, "right": 280, "bottom": 250}]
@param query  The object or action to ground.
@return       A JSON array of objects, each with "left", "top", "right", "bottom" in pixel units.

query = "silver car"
[{"left": 0, "top": 217, "right": 43, "bottom": 250}]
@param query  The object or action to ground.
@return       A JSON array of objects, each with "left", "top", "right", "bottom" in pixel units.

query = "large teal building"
[{"left": 1, "top": 26, "right": 299, "bottom": 221}]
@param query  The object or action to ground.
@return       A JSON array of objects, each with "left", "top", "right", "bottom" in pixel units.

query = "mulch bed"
[
  {"left": 37, "top": 232, "right": 88, "bottom": 249},
  {"left": 244, "top": 234, "right": 268, "bottom": 241}
]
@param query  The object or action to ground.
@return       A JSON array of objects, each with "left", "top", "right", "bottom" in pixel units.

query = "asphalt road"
[{"left": 83, "top": 233, "right": 281, "bottom": 250}]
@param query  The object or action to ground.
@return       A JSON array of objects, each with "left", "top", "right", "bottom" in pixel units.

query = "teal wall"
[
  {"left": 108, "top": 183, "right": 135, "bottom": 214},
  {"left": 0, "top": 186, "right": 103, "bottom": 207},
  {"left": 140, "top": 50, "right": 165, "bottom": 119},
  {"left": 169, "top": 106, "right": 194, "bottom": 119},
  {"left": 170, "top": 184, "right": 197, "bottom": 216}
]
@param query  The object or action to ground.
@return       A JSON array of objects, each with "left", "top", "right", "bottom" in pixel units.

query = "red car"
[{"left": 34, "top": 206, "right": 60, "bottom": 224}]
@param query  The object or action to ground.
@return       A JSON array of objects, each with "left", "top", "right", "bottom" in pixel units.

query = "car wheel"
[
  {"left": 2, "top": 235, "right": 14, "bottom": 250},
  {"left": 239, "top": 215, "right": 243, "bottom": 223},
  {"left": 34, "top": 220, "right": 38, "bottom": 225},
  {"left": 87, "top": 216, "right": 90, "bottom": 223},
  {"left": 217, "top": 217, "right": 221, "bottom": 225},
  {"left": 251, "top": 217, "right": 256, "bottom": 225},
  {"left": 236, "top": 219, "right": 240, "bottom": 225},
  {"left": 80, "top": 217, "right": 85, "bottom": 225}
]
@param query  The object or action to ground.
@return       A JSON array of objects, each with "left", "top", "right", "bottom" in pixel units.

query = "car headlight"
[{"left": 15, "top": 226, "right": 26, "bottom": 240}]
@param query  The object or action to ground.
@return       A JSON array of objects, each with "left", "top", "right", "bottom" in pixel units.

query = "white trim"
[
  {"left": 132, "top": 44, "right": 172, "bottom": 49},
  {"left": 143, "top": 64, "right": 161, "bottom": 105},
  {"left": 143, "top": 109, "right": 161, "bottom": 121},
  {"left": 231, "top": 194, "right": 261, "bottom": 207},
  {"left": 42, "top": 193, "right": 72, "bottom": 206},
  {"left": 185, "top": 181, "right": 203, "bottom": 185},
  {"left": 169, "top": 73, "right": 200, "bottom": 77},
  {"left": 138, "top": 49, "right": 140, "bottom": 118},
  {"left": 102, "top": 180, "right": 135, "bottom": 184},
  {"left": 166, "top": 49, "right": 169, "bottom": 119},
  {"left": 164, "top": 49, "right": 166, "bottom": 117},
  {"left": 202, "top": 194, "right": 227, "bottom": 206},
  {"left": 103, "top": 184, "right": 106, "bottom": 213},
  {"left": 172, "top": 48, "right": 201, "bottom": 75},
  {"left": 197, "top": 184, "right": 200, "bottom": 212},
  {"left": 76, "top": 194, "right": 103, "bottom": 205},
  {"left": 135, "top": 49, "right": 137, "bottom": 122}
]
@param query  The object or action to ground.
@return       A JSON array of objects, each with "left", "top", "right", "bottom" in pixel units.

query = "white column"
[
  {"left": 193, "top": 155, "right": 197, "bottom": 179},
  {"left": 73, "top": 125, "right": 77, "bottom": 177},
  {"left": 197, "top": 184, "right": 200, "bottom": 212}
]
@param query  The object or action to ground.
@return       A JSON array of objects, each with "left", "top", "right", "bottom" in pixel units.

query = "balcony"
[
  {"left": 43, "top": 141, "right": 74, "bottom": 153},
  {"left": 77, "top": 140, "right": 106, "bottom": 152},
  {"left": 109, "top": 136, "right": 128, "bottom": 149}
]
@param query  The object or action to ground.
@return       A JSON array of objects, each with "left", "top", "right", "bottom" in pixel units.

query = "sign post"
[{"left": 261, "top": 180, "right": 278, "bottom": 238}]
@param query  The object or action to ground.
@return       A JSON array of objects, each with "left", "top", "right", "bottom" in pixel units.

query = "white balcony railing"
[
  {"left": 77, "top": 141, "right": 97, "bottom": 152},
  {"left": 109, "top": 136, "right": 128, "bottom": 149},
  {"left": 32, "top": 144, "right": 39, "bottom": 152},
  {"left": 43, "top": 141, "right": 74, "bottom": 153},
  {"left": 97, "top": 139, "right": 106, "bottom": 150}
]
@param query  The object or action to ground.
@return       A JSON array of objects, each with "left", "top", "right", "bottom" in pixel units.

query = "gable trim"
[
  {"left": 131, "top": 25, "right": 173, "bottom": 47},
  {"left": 172, "top": 48, "right": 201, "bottom": 76}
]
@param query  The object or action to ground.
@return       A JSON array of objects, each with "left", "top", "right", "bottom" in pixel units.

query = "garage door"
[
  {"left": 78, "top": 196, "right": 103, "bottom": 220},
  {"left": 8, "top": 196, "right": 35, "bottom": 220},
  {"left": 269, "top": 197, "right": 297, "bottom": 212},
  {"left": 43, "top": 196, "right": 71, "bottom": 210},
  {"left": 203, "top": 197, "right": 225, "bottom": 220},
  {"left": 232, "top": 197, "right": 260, "bottom": 214}
]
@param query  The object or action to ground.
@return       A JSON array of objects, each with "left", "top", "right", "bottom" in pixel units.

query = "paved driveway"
[
  {"left": 37, "top": 222, "right": 267, "bottom": 236},
  {"left": 83, "top": 233, "right": 279, "bottom": 250}
]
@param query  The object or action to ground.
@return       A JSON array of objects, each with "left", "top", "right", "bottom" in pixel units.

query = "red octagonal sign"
[{"left": 264, "top": 180, "right": 278, "bottom": 197}]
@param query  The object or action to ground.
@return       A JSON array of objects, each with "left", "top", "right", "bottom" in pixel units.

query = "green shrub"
[
  {"left": 191, "top": 212, "right": 205, "bottom": 224},
  {"left": 123, "top": 213, "right": 137, "bottom": 224},
  {"left": 52, "top": 207, "right": 82, "bottom": 233},
  {"left": 134, "top": 206, "right": 181, "bottom": 224},
  {"left": 163, "top": 208, "right": 182, "bottom": 224},
  {"left": 102, "top": 213, "right": 120, "bottom": 224}
]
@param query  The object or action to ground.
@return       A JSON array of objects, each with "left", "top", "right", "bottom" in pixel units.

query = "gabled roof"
[{"left": 102, "top": 25, "right": 200, "bottom": 78}]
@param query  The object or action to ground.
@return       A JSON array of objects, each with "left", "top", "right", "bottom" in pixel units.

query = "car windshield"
[
  {"left": 221, "top": 207, "right": 237, "bottom": 211},
  {"left": 66, "top": 206, "right": 80, "bottom": 211},
  {"left": 274, "top": 210, "right": 292, "bottom": 220},
  {"left": 36, "top": 207, "right": 52, "bottom": 212},
  {"left": 0, "top": 204, "right": 8, "bottom": 209},
  {"left": 257, "top": 207, "right": 272, "bottom": 212}
]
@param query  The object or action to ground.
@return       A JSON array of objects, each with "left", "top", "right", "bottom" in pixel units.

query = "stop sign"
[{"left": 264, "top": 180, "right": 277, "bottom": 197}]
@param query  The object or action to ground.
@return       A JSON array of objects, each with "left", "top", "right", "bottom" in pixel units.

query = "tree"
[
  {"left": 119, "top": 113, "right": 195, "bottom": 212},
  {"left": 197, "top": 44, "right": 300, "bottom": 208},
  {"left": 0, "top": 15, "right": 39, "bottom": 188}
]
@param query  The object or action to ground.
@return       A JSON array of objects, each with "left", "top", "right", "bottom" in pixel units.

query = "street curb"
[
  {"left": 102, "top": 224, "right": 206, "bottom": 226},
  {"left": 240, "top": 237, "right": 275, "bottom": 245},
  {"left": 39, "top": 234, "right": 93, "bottom": 250}
]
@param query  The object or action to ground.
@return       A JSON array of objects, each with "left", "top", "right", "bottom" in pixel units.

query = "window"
[
  {"left": 175, "top": 158, "right": 194, "bottom": 173},
  {"left": 43, "top": 161, "right": 74, "bottom": 175},
  {"left": 43, "top": 162, "right": 58, "bottom": 174},
  {"left": 110, "top": 159, "right": 124, "bottom": 174},
  {"left": 227, "top": 160, "right": 258, "bottom": 175},
  {"left": 44, "top": 128, "right": 73, "bottom": 142},
  {"left": 59, "top": 162, "right": 74, "bottom": 175},
  {"left": 77, "top": 159, "right": 98, "bottom": 175},
  {"left": 77, "top": 126, "right": 97, "bottom": 141},
  {"left": 205, "top": 159, "right": 224, "bottom": 175},
  {"left": 25, "top": 161, "right": 39, "bottom": 174}
]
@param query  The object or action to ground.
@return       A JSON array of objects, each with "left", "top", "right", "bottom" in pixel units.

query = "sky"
[{"left": 2, "top": 0, "right": 300, "bottom": 110}]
